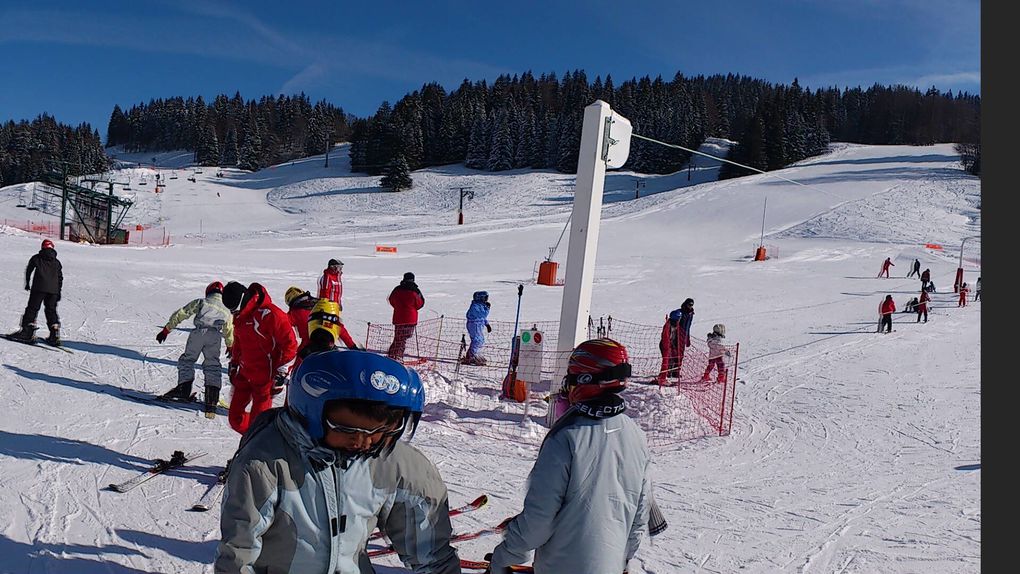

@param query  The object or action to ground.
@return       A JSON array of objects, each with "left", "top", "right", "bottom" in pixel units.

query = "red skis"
[{"left": 368, "top": 494, "right": 488, "bottom": 541}]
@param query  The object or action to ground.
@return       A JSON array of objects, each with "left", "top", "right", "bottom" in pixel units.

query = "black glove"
[
  {"left": 228, "top": 362, "right": 239, "bottom": 380},
  {"left": 271, "top": 372, "right": 288, "bottom": 395},
  {"left": 24, "top": 284, "right": 30, "bottom": 291},
  {"left": 485, "top": 323, "right": 492, "bottom": 333},
  {"left": 156, "top": 327, "right": 170, "bottom": 344}
]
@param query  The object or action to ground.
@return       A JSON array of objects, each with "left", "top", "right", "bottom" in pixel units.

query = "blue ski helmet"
[
  {"left": 668, "top": 308, "right": 683, "bottom": 322},
  {"left": 288, "top": 350, "right": 425, "bottom": 444},
  {"left": 472, "top": 291, "right": 489, "bottom": 303}
]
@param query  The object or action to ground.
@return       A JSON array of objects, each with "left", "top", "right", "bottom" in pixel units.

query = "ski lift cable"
[
  {"left": 547, "top": 213, "right": 572, "bottom": 261},
  {"left": 629, "top": 131, "right": 965, "bottom": 234}
]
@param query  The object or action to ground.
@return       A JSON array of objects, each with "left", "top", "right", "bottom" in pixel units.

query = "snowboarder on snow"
[
  {"left": 701, "top": 324, "right": 732, "bottom": 383},
  {"left": 156, "top": 281, "right": 235, "bottom": 415},
  {"left": 878, "top": 257, "right": 894, "bottom": 278},
  {"left": 488, "top": 338, "right": 655, "bottom": 574},
  {"left": 317, "top": 259, "right": 344, "bottom": 307},
  {"left": 215, "top": 350, "right": 459, "bottom": 574},
  {"left": 387, "top": 272, "right": 425, "bottom": 362},
  {"left": 463, "top": 291, "right": 492, "bottom": 365},
  {"left": 879, "top": 295, "right": 896, "bottom": 333},
  {"left": 227, "top": 283, "right": 297, "bottom": 434},
  {"left": 9, "top": 239, "right": 63, "bottom": 345}
]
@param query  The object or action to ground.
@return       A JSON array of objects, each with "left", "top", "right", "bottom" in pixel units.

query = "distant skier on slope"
[
  {"left": 958, "top": 283, "right": 970, "bottom": 307},
  {"left": 156, "top": 281, "right": 234, "bottom": 415},
  {"left": 701, "top": 324, "right": 731, "bottom": 383},
  {"left": 907, "top": 258, "right": 921, "bottom": 278},
  {"left": 487, "top": 338, "right": 656, "bottom": 574},
  {"left": 215, "top": 350, "right": 459, "bottom": 574},
  {"left": 8, "top": 239, "right": 63, "bottom": 345},
  {"left": 317, "top": 258, "right": 344, "bottom": 307},
  {"left": 228, "top": 283, "right": 297, "bottom": 434},
  {"left": 916, "top": 290, "right": 930, "bottom": 323},
  {"left": 387, "top": 272, "right": 425, "bottom": 361},
  {"left": 878, "top": 295, "right": 896, "bottom": 333},
  {"left": 920, "top": 268, "right": 932, "bottom": 290},
  {"left": 657, "top": 299, "right": 693, "bottom": 384},
  {"left": 878, "top": 257, "right": 894, "bottom": 278},
  {"left": 462, "top": 291, "right": 492, "bottom": 365}
]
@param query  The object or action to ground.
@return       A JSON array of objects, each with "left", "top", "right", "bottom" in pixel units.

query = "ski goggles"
[{"left": 564, "top": 362, "right": 632, "bottom": 387}]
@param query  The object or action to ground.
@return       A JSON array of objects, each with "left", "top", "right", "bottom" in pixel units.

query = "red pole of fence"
[{"left": 727, "top": 342, "right": 739, "bottom": 434}]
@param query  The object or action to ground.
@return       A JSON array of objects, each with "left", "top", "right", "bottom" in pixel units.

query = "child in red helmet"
[
  {"left": 7, "top": 239, "right": 63, "bottom": 345},
  {"left": 155, "top": 281, "right": 235, "bottom": 417},
  {"left": 488, "top": 338, "right": 663, "bottom": 574}
]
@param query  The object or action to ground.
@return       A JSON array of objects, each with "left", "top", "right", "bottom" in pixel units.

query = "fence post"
[
  {"left": 433, "top": 315, "right": 444, "bottom": 368},
  {"left": 727, "top": 342, "right": 739, "bottom": 434},
  {"left": 365, "top": 322, "right": 372, "bottom": 352}
]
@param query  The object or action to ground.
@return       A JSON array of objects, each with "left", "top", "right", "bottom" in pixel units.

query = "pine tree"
[
  {"left": 238, "top": 128, "right": 262, "bottom": 171},
  {"left": 196, "top": 123, "right": 220, "bottom": 166},
  {"left": 464, "top": 113, "right": 489, "bottom": 169},
  {"left": 487, "top": 109, "right": 514, "bottom": 171},
  {"left": 221, "top": 128, "right": 239, "bottom": 166},
  {"left": 380, "top": 154, "right": 413, "bottom": 191}
]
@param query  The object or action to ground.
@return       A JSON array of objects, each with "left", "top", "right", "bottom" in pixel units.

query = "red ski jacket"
[
  {"left": 317, "top": 268, "right": 343, "bottom": 306},
  {"left": 880, "top": 299, "right": 896, "bottom": 315},
  {"left": 288, "top": 301, "right": 356, "bottom": 353},
  {"left": 918, "top": 291, "right": 930, "bottom": 311},
  {"left": 388, "top": 282, "right": 425, "bottom": 325},
  {"left": 232, "top": 284, "right": 297, "bottom": 385}
]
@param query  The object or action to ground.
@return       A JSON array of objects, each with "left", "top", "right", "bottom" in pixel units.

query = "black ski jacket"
[{"left": 26, "top": 248, "right": 63, "bottom": 294}]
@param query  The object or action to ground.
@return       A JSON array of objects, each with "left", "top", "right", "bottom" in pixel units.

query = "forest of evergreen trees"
[
  {"left": 348, "top": 72, "right": 981, "bottom": 180},
  {"left": 0, "top": 115, "right": 108, "bottom": 188},
  {"left": 106, "top": 92, "right": 352, "bottom": 171},
  {"left": 0, "top": 71, "right": 981, "bottom": 189}
]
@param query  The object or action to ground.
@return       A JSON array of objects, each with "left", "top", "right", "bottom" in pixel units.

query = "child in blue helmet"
[
  {"left": 463, "top": 291, "right": 492, "bottom": 366},
  {"left": 215, "top": 350, "right": 460, "bottom": 574}
]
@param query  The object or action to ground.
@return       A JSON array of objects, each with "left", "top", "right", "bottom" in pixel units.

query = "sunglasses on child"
[{"left": 324, "top": 417, "right": 405, "bottom": 436}]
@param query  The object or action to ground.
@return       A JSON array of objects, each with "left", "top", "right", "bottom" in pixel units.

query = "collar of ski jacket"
[
  {"left": 237, "top": 284, "right": 272, "bottom": 319},
  {"left": 575, "top": 393, "right": 627, "bottom": 420},
  {"left": 38, "top": 248, "right": 58, "bottom": 259},
  {"left": 276, "top": 408, "right": 342, "bottom": 469}
]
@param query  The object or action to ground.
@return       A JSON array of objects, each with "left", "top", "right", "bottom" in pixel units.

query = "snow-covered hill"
[{"left": 0, "top": 141, "right": 980, "bottom": 573}]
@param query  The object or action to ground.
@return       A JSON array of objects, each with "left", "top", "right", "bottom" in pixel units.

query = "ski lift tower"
[
  {"left": 550, "top": 100, "right": 632, "bottom": 425},
  {"left": 35, "top": 168, "right": 134, "bottom": 244}
]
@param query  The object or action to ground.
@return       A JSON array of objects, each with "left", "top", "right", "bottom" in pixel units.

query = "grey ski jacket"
[
  {"left": 489, "top": 411, "right": 651, "bottom": 574},
  {"left": 215, "top": 409, "right": 460, "bottom": 574}
]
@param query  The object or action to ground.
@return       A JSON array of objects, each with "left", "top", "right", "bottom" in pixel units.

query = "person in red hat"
[{"left": 7, "top": 239, "right": 63, "bottom": 345}]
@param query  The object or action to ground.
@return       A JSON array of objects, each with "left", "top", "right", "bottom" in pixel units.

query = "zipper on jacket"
[{"left": 330, "top": 464, "right": 347, "bottom": 536}]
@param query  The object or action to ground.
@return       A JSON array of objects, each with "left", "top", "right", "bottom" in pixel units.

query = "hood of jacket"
[
  {"left": 237, "top": 282, "right": 273, "bottom": 319},
  {"left": 38, "top": 247, "right": 58, "bottom": 260}
]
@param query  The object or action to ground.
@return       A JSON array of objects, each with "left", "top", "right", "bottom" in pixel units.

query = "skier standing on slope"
[
  {"left": 878, "top": 257, "right": 894, "bottom": 278},
  {"left": 487, "top": 339, "right": 654, "bottom": 574},
  {"left": 701, "top": 324, "right": 731, "bottom": 383},
  {"left": 228, "top": 283, "right": 297, "bottom": 435},
  {"left": 920, "top": 268, "right": 932, "bottom": 291},
  {"left": 916, "top": 290, "right": 930, "bottom": 323},
  {"left": 907, "top": 258, "right": 921, "bottom": 278},
  {"left": 958, "top": 283, "right": 970, "bottom": 307},
  {"left": 156, "top": 281, "right": 235, "bottom": 415},
  {"left": 9, "top": 239, "right": 63, "bottom": 345},
  {"left": 463, "top": 291, "right": 492, "bottom": 365},
  {"left": 317, "top": 259, "right": 344, "bottom": 307},
  {"left": 387, "top": 272, "right": 425, "bottom": 361},
  {"left": 215, "top": 349, "right": 460, "bottom": 574},
  {"left": 878, "top": 295, "right": 896, "bottom": 333}
]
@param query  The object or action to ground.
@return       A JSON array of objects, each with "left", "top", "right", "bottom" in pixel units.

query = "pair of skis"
[
  {"left": 368, "top": 515, "right": 513, "bottom": 558},
  {"left": 367, "top": 494, "right": 489, "bottom": 542},
  {"left": 106, "top": 450, "right": 207, "bottom": 493},
  {"left": 459, "top": 559, "right": 534, "bottom": 572},
  {"left": 1, "top": 334, "right": 74, "bottom": 353}
]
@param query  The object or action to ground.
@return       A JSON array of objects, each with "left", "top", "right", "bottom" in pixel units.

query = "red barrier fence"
[
  {"left": 365, "top": 315, "right": 738, "bottom": 449},
  {"left": 2, "top": 219, "right": 170, "bottom": 246}
]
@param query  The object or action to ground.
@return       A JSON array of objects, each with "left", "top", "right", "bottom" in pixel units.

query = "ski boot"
[
  {"left": 45, "top": 323, "right": 61, "bottom": 347},
  {"left": 7, "top": 324, "right": 37, "bottom": 343},
  {"left": 203, "top": 385, "right": 221, "bottom": 419},
  {"left": 161, "top": 380, "right": 194, "bottom": 401}
]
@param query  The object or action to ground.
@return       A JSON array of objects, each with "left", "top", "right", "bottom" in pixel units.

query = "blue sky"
[{"left": 1, "top": 0, "right": 979, "bottom": 142}]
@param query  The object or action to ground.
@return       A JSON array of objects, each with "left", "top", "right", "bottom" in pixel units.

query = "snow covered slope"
[{"left": 0, "top": 141, "right": 979, "bottom": 573}]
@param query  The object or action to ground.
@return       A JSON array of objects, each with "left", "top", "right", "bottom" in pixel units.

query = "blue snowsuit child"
[{"left": 464, "top": 291, "right": 491, "bottom": 365}]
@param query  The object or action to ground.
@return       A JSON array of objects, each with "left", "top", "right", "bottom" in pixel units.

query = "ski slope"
[{"left": 0, "top": 141, "right": 980, "bottom": 573}]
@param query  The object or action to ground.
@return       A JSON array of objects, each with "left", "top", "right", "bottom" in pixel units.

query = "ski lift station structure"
[{"left": 36, "top": 170, "right": 135, "bottom": 244}]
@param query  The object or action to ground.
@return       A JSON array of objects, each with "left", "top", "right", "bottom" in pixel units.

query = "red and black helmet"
[
  {"left": 206, "top": 281, "right": 224, "bottom": 296},
  {"left": 564, "top": 338, "right": 631, "bottom": 403}
]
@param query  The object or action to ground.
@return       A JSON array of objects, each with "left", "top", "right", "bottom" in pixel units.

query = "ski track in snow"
[{"left": 0, "top": 142, "right": 979, "bottom": 572}]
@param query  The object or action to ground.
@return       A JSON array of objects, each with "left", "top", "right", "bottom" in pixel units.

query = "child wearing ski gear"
[
  {"left": 917, "top": 290, "right": 930, "bottom": 323},
  {"left": 463, "top": 291, "right": 492, "bottom": 365},
  {"left": 907, "top": 258, "right": 921, "bottom": 278},
  {"left": 387, "top": 272, "right": 425, "bottom": 361},
  {"left": 878, "top": 257, "right": 894, "bottom": 278},
  {"left": 287, "top": 288, "right": 358, "bottom": 361},
  {"left": 488, "top": 339, "right": 652, "bottom": 574},
  {"left": 228, "top": 283, "right": 297, "bottom": 434},
  {"left": 701, "top": 324, "right": 731, "bottom": 383},
  {"left": 317, "top": 259, "right": 344, "bottom": 307},
  {"left": 958, "top": 283, "right": 969, "bottom": 307},
  {"left": 904, "top": 297, "right": 919, "bottom": 314},
  {"left": 975, "top": 277, "right": 981, "bottom": 301},
  {"left": 10, "top": 239, "right": 63, "bottom": 345},
  {"left": 156, "top": 282, "right": 235, "bottom": 414},
  {"left": 879, "top": 295, "right": 896, "bottom": 333},
  {"left": 215, "top": 350, "right": 460, "bottom": 574},
  {"left": 657, "top": 299, "right": 693, "bottom": 383},
  {"left": 222, "top": 281, "right": 247, "bottom": 313}
]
